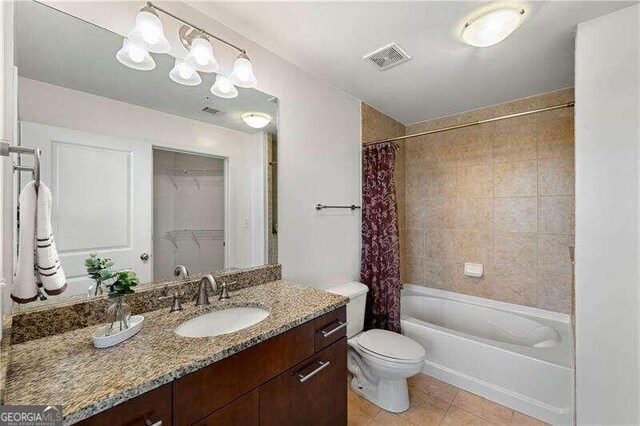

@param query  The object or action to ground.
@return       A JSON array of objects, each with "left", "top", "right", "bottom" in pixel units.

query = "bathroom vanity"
[{"left": 2, "top": 274, "right": 349, "bottom": 425}]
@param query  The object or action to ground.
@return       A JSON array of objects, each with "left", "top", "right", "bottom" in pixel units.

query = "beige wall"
[{"left": 402, "top": 88, "right": 575, "bottom": 313}]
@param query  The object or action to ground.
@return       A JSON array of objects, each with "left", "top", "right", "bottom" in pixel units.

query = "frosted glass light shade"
[
  {"left": 185, "top": 37, "right": 219, "bottom": 73},
  {"left": 462, "top": 8, "right": 525, "bottom": 47},
  {"left": 169, "top": 58, "right": 201, "bottom": 86},
  {"left": 128, "top": 8, "right": 171, "bottom": 54},
  {"left": 210, "top": 75, "right": 238, "bottom": 99},
  {"left": 242, "top": 113, "right": 271, "bottom": 129},
  {"left": 116, "top": 38, "right": 156, "bottom": 71},
  {"left": 230, "top": 54, "right": 257, "bottom": 88}
]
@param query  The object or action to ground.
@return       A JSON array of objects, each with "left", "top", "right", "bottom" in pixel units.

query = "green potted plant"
[
  {"left": 105, "top": 270, "right": 139, "bottom": 335},
  {"left": 84, "top": 253, "right": 114, "bottom": 297}
]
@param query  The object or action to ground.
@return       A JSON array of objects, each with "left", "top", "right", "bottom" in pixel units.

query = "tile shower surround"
[{"left": 401, "top": 88, "right": 575, "bottom": 313}]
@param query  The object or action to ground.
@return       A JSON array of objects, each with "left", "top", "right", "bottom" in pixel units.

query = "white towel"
[
  {"left": 12, "top": 181, "right": 38, "bottom": 303},
  {"left": 36, "top": 183, "right": 67, "bottom": 296},
  {"left": 11, "top": 181, "right": 66, "bottom": 303}
]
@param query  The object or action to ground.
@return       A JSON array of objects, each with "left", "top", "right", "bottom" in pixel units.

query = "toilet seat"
[{"left": 356, "top": 329, "right": 425, "bottom": 364}]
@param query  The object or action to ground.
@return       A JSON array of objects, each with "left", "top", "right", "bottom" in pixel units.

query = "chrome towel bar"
[
  {"left": 1, "top": 139, "right": 41, "bottom": 189},
  {"left": 315, "top": 204, "right": 361, "bottom": 211}
]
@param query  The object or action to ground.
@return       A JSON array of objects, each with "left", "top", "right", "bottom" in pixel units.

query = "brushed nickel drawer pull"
[
  {"left": 296, "top": 360, "right": 330, "bottom": 383},
  {"left": 320, "top": 321, "right": 347, "bottom": 338},
  {"left": 145, "top": 419, "right": 162, "bottom": 426}
]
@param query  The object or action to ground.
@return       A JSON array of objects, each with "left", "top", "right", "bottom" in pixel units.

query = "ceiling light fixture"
[
  {"left": 242, "top": 113, "right": 271, "bottom": 129},
  {"left": 461, "top": 8, "right": 525, "bottom": 47},
  {"left": 210, "top": 75, "right": 238, "bottom": 99},
  {"left": 127, "top": 4, "right": 170, "bottom": 53},
  {"left": 185, "top": 35, "right": 219, "bottom": 73},
  {"left": 116, "top": 38, "right": 156, "bottom": 71},
  {"left": 230, "top": 53, "right": 258, "bottom": 88},
  {"left": 169, "top": 58, "right": 201, "bottom": 86}
]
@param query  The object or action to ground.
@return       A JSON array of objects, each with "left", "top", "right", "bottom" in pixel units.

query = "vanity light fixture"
[
  {"left": 242, "top": 113, "right": 271, "bottom": 129},
  {"left": 169, "top": 58, "right": 202, "bottom": 86},
  {"left": 210, "top": 75, "right": 238, "bottom": 99},
  {"left": 127, "top": 4, "right": 170, "bottom": 54},
  {"left": 230, "top": 53, "right": 258, "bottom": 88},
  {"left": 185, "top": 36, "right": 219, "bottom": 73},
  {"left": 116, "top": 38, "right": 156, "bottom": 71},
  {"left": 116, "top": 2, "right": 258, "bottom": 93},
  {"left": 461, "top": 8, "right": 525, "bottom": 47}
]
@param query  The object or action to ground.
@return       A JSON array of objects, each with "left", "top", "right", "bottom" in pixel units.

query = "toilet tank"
[{"left": 327, "top": 282, "right": 369, "bottom": 338}]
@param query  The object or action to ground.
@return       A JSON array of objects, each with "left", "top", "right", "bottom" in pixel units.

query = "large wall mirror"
[{"left": 11, "top": 1, "right": 278, "bottom": 305}]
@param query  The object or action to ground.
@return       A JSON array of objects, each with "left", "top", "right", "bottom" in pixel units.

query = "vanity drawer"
[
  {"left": 314, "top": 306, "right": 347, "bottom": 352},
  {"left": 192, "top": 390, "right": 258, "bottom": 426},
  {"left": 173, "top": 320, "right": 315, "bottom": 426},
  {"left": 259, "top": 337, "right": 348, "bottom": 426},
  {"left": 76, "top": 383, "right": 172, "bottom": 426}
]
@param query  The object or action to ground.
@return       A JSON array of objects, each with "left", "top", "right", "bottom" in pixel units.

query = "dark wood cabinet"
[
  {"left": 260, "top": 338, "right": 347, "bottom": 426},
  {"left": 78, "top": 306, "right": 346, "bottom": 426}
]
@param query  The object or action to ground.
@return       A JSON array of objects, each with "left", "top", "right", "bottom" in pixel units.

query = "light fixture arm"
[{"left": 145, "top": 1, "right": 247, "bottom": 54}]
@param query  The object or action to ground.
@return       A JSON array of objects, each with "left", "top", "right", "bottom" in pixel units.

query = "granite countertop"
[{"left": 3, "top": 281, "right": 348, "bottom": 424}]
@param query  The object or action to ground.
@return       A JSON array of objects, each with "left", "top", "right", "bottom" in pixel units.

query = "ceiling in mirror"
[{"left": 15, "top": 1, "right": 278, "bottom": 134}]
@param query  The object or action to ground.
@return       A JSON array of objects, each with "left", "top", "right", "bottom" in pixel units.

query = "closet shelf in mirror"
[
  {"left": 164, "top": 229, "right": 224, "bottom": 249},
  {"left": 166, "top": 168, "right": 224, "bottom": 190}
]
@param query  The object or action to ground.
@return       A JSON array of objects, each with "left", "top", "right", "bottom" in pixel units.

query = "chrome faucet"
[
  {"left": 174, "top": 265, "right": 189, "bottom": 280},
  {"left": 195, "top": 274, "right": 218, "bottom": 307}
]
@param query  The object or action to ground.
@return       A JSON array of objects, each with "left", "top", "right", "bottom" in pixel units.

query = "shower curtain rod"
[{"left": 363, "top": 101, "right": 575, "bottom": 147}]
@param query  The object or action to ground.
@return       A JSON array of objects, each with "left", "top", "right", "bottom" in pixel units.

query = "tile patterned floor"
[{"left": 348, "top": 373, "right": 549, "bottom": 426}]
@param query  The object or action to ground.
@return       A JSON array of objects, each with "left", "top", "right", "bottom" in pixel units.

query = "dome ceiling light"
[
  {"left": 461, "top": 8, "right": 525, "bottom": 47},
  {"left": 117, "top": 1, "right": 257, "bottom": 98},
  {"left": 242, "top": 113, "right": 271, "bottom": 129}
]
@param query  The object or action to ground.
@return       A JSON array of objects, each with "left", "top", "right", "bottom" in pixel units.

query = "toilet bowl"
[{"left": 328, "top": 282, "right": 426, "bottom": 413}]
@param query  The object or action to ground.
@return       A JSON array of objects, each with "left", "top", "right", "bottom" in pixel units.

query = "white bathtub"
[{"left": 401, "top": 284, "right": 574, "bottom": 425}]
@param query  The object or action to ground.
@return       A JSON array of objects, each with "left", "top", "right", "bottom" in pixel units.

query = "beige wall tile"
[
  {"left": 494, "top": 161, "right": 537, "bottom": 197},
  {"left": 493, "top": 232, "right": 537, "bottom": 268},
  {"left": 456, "top": 270, "right": 485, "bottom": 297},
  {"left": 492, "top": 122, "right": 538, "bottom": 164},
  {"left": 457, "top": 165, "right": 494, "bottom": 197},
  {"left": 538, "top": 196, "right": 575, "bottom": 234},
  {"left": 405, "top": 167, "right": 426, "bottom": 200},
  {"left": 457, "top": 198, "right": 493, "bottom": 231},
  {"left": 425, "top": 259, "right": 458, "bottom": 291},
  {"left": 452, "top": 390, "right": 514, "bottom": 426},
  {"left": 455, "top": 230, "right": 493, "bottom": 263},
  {"left": 494, "top": 198, "right": 537, "bottom": 232},
  {"left": 405, "top": 228, "right": 426, "bottom": 258},
  {"left": 538, "top": 234, "right": 574, "bottom": 274},
  {"left": 538, "top": 157, "right": 575, "bottom": 196},
  {"left": 458, "top": 132, "right": 493, "bottom": 167},
  {"left": 425, "top": 165, "right": 457, "bottom": 199},
  {"left": 538, "top": 271, "right": 572, "bottom": 313},
  {"left": 483, "top": 265, "right": 538, "bottom": 307},
  {"left": 538, "top": 113, "right": 574, "bottom": 159},
  {"left": 426, "top": 198, "right": 457, "bottom": 229},
  {"left": 405, "top": 197, "right": 427, "bottom": 228},
  {"left": 405, "top": 257, "right": 425, "bottom": 285},
  {"left": 426, "top": 229, "right": 456, "bottom": 260}
]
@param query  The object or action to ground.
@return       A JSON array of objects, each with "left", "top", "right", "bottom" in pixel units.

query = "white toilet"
[{"left": 328, "top": 282, "right": 426, "bottom": 413}]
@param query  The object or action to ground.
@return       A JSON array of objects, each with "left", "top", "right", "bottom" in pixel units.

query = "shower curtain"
[{"left": 361, "top": 142, "right": 401, "bottom": 333}]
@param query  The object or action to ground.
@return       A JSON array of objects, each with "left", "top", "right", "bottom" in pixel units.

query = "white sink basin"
[{"left": 174, "top": 307, "right": 269, "bottom": 338}]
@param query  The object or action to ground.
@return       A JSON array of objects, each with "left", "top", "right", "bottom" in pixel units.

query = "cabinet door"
[
  {"left": 192, "top": 390, "right": 258, "bottom": 426},
  {"left": 260, "top": 338, "right": 347, "bottom": 426},
  {"left": 76, "top": 383, "right": 171, "bottom": 426}
]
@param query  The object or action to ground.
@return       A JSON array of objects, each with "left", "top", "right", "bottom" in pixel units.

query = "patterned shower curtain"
[{"left": 361, "top": 142, "right": 401, "bottom": 333}]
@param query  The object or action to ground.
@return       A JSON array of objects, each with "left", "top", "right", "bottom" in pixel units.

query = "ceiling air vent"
[
  {"left": 201, "top": 106, "right": 221, "bottom": 115},
  {"left": 363, "top": 43, "right": 411, "bottom": 71}
]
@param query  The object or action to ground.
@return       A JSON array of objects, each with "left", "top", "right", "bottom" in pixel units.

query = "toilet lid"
[{"left": 356, "top": 329, "right": 425, "bottom": 361}]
